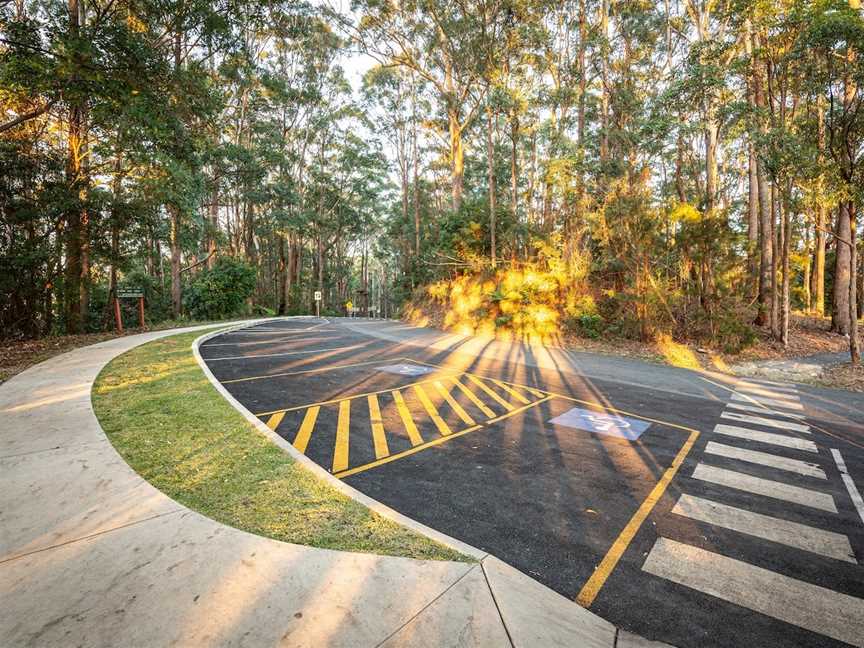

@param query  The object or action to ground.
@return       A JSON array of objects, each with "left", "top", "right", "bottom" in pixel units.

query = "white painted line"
[
  {"left": 737, "top": 377, "right": 795, "bottom": 388},
  {"left": 204, "top": 344, "right": 365, "bottom": 361},
  {"left": 692, "top": 463, "right": 837, "bottom": 512},
  {"left": 671, "top": 494, "right": 854, "bottom": 562},
  {"left": 721, "top": 411, "right": 810, "bottom": 433},
  {"left": 203, "top": 336, "right": 331, "bottom": 347},
  {"left": 737, "top": 385, "right": 800, "bottom": 401},
  {"left": 713, "top": 424, "right": 818, "bottom": 453},
  {"left": 725, "top": 402, "right": 806, "bottom": 420},
  {"left": 737, "top": 381, "right": 799, "bottom": 394},
  {"left": 642, "top": 538, "right": 864, "bottom": 646},
  {"left": 705, "top": 441, "right": 826, "bottom": 479},
  {"left": 731, "top": 392, "right": 804, "bottom": 410},
  {"left": 832, "top": 449, "right": 864, "bottom": 526}
]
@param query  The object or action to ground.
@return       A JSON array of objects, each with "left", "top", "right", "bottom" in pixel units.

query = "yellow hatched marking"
[
  {"left": 392, "top": 389, "right": 423, "bottom": 446},
  {"left": 293, "top": 406, "right": 319, "bottom": 453},
  {"left": 414, "top": 384, "right": 453, "bottom": 436},
  {"left": 467, "top": 374, "right": 515, "bottom": 412},
  {"left": 492, "top": 379, "right": 531, "bottom": 404},
  {"left": 333, "top": 400, "right": 350, "bottom": 472},
  {"left": 433, "top": 381, "right": 475, "bottom": 426},
  {"left": 266, "top": 411, "right": 285, "bottom": 430},
  {"left": 367, "top": 394, "right": 390, "bottom": 459},
  {"left": 450, "top": 379, "right": 496, "bottom": 418}
]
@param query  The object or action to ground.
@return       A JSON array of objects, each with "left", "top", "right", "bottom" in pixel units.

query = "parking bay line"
[
  {"left": 222, "top": 359, "right": 393, "bottom": 384},
  {"left": 671, "top": 493, "right": 854, "bottom": 562},
  {"left": 332, "top": 396, "right": 554, "bottom": 480},
  {"left": 705, "top": 441, "right": 826, "bottom": 479},
  {"left": 332, "top": 400, "right": 351, "bottom": 472},
  {"left": 368, "top": 394, "right": 389, "bottom": 459},
  {"left": 713, "top": 424, "right": 818, "bottom": 453},
  {"left": 691, "top": 463, "right": 837, "bottom": 513},
  {"left": 205, "top": 344, "right": 365, "bottom": 361},
  {"left": 642, "top": 537, "right": 864, "bottom": 647},
  {"left": 413, "top": 384, "right": 453, "bottom": 436},
  {"left": 720, "top": 411, "right": 810, "bottom": 433},
  {"left": 433, "top": 381, "right": 476, "bottom": 426},
  {"left": 731, "top": 392, "right": 804, "bottom": 411}
]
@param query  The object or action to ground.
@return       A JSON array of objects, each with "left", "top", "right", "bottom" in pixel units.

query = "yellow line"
[
  {"left": 575, "top": 427, "right": 700, "bottom": 607},
  {"left": 434, "top": 381, "right": 475, "bottom": 426},
  {"left": 486, "top": 395, "right": 554, "bottom": 424},
  {"left": 266, "top": 411, "right": 285, "bottom": 430},
  {"left": 392, "top": 389, "right": 424, "bottom": 446},
  {"left": 293, "top": 406, "right": 319, "bottom": 453},
  {"left": 253, "top": 373, "right": 461, "bottom": 416},
  {"left": 222, "top": 359, "right": 387, "bottom": 384},
  {"left": 414, "top": 384, "right": 452, "bottom": 436},
  {"left": 368, "top": 394, "right": 389, "bottom": 459},
  {"left": 467, "top": 374, "right": 515, "bottom": 411},
  {"left": 492, "top": 379, "right": 531, "bottom": 404},
  {"left": 332, "top": 400, "right": 351, "bottom": 472},
  {"left": 451, "top": 378, "right": 496, "bottom": 418},
  {"left": 334, "top": 424, "right": 483, "bottom": 479}
]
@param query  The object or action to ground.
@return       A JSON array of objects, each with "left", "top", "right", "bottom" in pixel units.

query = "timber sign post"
[{"left": 114, "top": 287, "right": 146, "bottom": 332}]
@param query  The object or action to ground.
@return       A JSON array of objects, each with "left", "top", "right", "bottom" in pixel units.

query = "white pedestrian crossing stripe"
[
  {"left": 731, "top": 392, "right": 804, "bottom": 411},
  {"left": 642, "top": 538, "right": 864, "bottom": 647},
  {"left": 692, "top": 463, "right": 837, "bottom": 512},
  {"left": 671, "top": 494, "right": 854, "bottom": 562},
  {"left": 713, "top": 423, "right": 817, "bottom": 453},
  {"left": 704, "top": 441, "right": 826, "bottom": 479},
  {"left": 725, "top": 401, "right": 806, "bottom": 420},
  {"left": 736, "top": 385, "right": 800, "bottom": 401},
  {"left": 737, "top": 381, "right": 799, "bottom": 394},
  {"left": 720, "top": 411, "right": 810, "bottom": 433}
]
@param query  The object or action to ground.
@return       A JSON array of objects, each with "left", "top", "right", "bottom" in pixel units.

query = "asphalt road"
[{"left": 199, "top": 317, "right": 864, "bottom": 648}]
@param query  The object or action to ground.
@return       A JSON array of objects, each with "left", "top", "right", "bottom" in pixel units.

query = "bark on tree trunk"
[
  {"left": 170, "top": 206, "right": 181, "bottom": 318},
  {"left": 849, "top": 203, "right": 860, "bottom": 364},
  {"left": 833, "top": 202, "right": 852, "bottom": 334},
  {"left": 755, "top": 160, "right": 773, "bottom": 327},
  {"left": 487, "top": 102, "right": 497, "bottom": 269},
  {"left": 448, "top": 107, "right": 464, "bottom": 213},
  {"left": 812, "top": 206, "right": 826, "bottom": 315},
  {"left": 747, "top": 147, "right": 759, "bottom": 295}
]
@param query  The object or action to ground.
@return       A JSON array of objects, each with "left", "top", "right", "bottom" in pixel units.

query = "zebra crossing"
[{"left": 641, "top": 379, "right": 864, "bottom": 647}]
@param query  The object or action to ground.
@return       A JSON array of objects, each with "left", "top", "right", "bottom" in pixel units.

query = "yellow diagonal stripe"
[
  {"left": 413, "top": 384, "right": 452, "bottom": 436},
  {"left": 333, "top": 400, "right": 350, "bottom": 472},
  {"left": 392, "top": 389, "right": 423, "bottom": 446},
  {"left": 293, "top": 406, "right": 319, "bottom": 454},
  {"left": 266, "top": 411, "right": 285, "bottom": 430},
  {"left": 433, "top": 381, "right": 475, "bottom": 426},
  {"left": 467, "top": 374, "right": 515, "bottom": 411},
  {"left": 368, "top": 393, "right": 389, "bottom": 459},
  {"left": 492, "top": 379, "right": 531, "bottom": 404},
  {"left": 451, "top": 378, "right": 496, "bottom": 418}
]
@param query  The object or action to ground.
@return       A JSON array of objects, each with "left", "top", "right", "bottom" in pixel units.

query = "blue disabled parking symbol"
[
  {"left": 548, "top": 407, "right": 651, "bottom": 440},
  {"left": 376, "top": 363, "right": 436, "bottom": 376}
]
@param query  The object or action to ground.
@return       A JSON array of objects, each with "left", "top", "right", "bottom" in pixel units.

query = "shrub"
[{"left": 183, "top": 257, "right": 256, "bottom": 320}]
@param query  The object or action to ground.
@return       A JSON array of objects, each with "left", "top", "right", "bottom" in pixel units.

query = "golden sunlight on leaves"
[{"left": 654, "top": 333, "right": 701, "bottom": 370}]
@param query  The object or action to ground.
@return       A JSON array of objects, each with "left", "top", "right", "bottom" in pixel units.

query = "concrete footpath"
[{"left": 0, "top": 323, "right": 668, "bottom": 648}]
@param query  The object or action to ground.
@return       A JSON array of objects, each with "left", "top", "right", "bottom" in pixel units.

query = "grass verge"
[{"left": 92, "top": 329, "right": 469, "bottom": 561}]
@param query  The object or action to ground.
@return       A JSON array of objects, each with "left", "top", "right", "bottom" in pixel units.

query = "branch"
[
  {"left": 180, "top": 250, "right": 215, "bottom": 273},
  {"left": 0, "top": 98, "right": 58, "bottom": 134}
]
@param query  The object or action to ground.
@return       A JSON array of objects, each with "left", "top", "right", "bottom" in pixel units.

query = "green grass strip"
[{"left": 93, "top": 329, "right": 469, "bottom": 562}]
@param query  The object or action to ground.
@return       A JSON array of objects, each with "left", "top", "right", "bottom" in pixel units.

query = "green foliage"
[{"left": 183, "top": 258, "right": 256, "bottom": 320}]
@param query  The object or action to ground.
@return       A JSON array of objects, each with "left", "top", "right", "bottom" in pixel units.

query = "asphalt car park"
[{"left": 199, "top": 317, "right": 864, "bottom": 648}]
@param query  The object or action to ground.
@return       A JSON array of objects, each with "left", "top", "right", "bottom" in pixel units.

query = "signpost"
[
  {"left": 114, "top": 288, "right": 145, "bottom": 332},
  {"left": 314, "top": 290, "right": 322, "bottom": 318}
]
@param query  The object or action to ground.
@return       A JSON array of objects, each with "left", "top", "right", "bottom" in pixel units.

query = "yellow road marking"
[
  {"left": 451, "top": 378, "right": 496, "bottom": 418},
  {"left": 575, "top": 427, "right": 700, "bottom": 607},
  {"left": 333, "top": 400, "right": 351, "bottom": 472},
  {"left": 487, "top": 395, "right": 554, "bottom": 424},
  {"left": 293, "top": 406, "right": 319, "bottom": 453},
  {"left": 414, "top": 384, "right": 452, "bottom": 436},
  {"left": 392, "top": 389, "right": 423, "bottom": 446},
  {"left": 368, "top": 394, "right": 389, "bottom": 459},
  {"left": 222, "top": 359, "right": 388, "bottom": 384},
  {"left": 334, "top": 425, "right": 483, "bottom": 479},
  {"left": 467, "top": 374, "right": 515, "bottom": 412},
  {"left": 492, "top": 379, "right": 531, "bottom": 404},
  {"left": 266, "top": 411, "right": 285, "bottom": 430},
  {"left": 253, "top": 373, "right": 461, "bottom": 416},
  {"left": 433, "top": 381, "right": 475, "bottom": 426}
]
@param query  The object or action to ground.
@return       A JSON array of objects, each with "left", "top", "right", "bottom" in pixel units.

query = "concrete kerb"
[{"left": 191, "top": 318, "right": 489, "bottom": 561}]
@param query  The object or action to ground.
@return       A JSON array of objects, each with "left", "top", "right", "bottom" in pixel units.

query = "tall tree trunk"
[
  {"left": 833, "top": 203, "right": 852, "bottom": 334},
  {"left": 780, "top": 188, "right": 791, "bottom": 346},
  {"left": 487, "top": 102, "right": 497, "bottom": 268},
  {"left": 747, "top": 147, "right": 759, "bottom": 294},
  {"left": 170, "top": 206, "right": 181, "bottom": 318},
  {"left": 849, "top": 203, "right": 860, "bottom": 364},
  {"left": 598, "top": 0, "right": 610, "bottom": 167},
  {"left": 277, "top": 234, "right": 287, "bottom": 315},
  {"left": 771, "top": 184, "right": 780, "bottom": 339}
]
